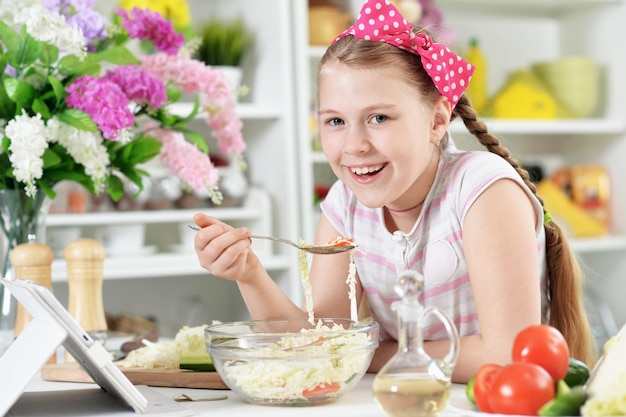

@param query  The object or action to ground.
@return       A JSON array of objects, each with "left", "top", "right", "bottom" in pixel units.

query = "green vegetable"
[
  {"left": 564, "top": 357, "right": 590, "bottom": 387},
  {"left": 175, "top": 325, "right": 215, "bottom": 372},
  {"left": 539, "top": 380, "right": 588, "bottom": 416},
  {"left": 466, "top": 375, "right": 476, "bottom": 405}
]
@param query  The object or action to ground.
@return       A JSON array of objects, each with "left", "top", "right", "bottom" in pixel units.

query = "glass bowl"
[{"left": 205, "top": 318, "right": 379, "bottom": 406}]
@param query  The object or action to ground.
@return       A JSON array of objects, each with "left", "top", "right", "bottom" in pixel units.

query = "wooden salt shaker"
[
  {"left": 65, "top": 238, "right": 107, "bottom": 334},
  {"left": 10, "top": 239, "right": 55, "bottom": 363}
]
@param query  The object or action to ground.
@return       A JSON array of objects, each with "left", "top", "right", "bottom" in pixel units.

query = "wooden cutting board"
[{"left": 41, "top": 363, "right": 229, "bottom": 389}]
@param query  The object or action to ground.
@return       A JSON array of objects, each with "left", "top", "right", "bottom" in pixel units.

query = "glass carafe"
[{"left": 373, "top": 270, "right": 460, "bottom": 417}]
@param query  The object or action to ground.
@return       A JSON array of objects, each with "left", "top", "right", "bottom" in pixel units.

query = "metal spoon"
[{"left": 187, "top": 225, "right": 356, "bottom": 255}]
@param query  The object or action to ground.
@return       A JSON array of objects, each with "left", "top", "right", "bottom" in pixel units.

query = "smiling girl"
[{"left": 193, "top": 0, "right": 596, "bottom": 382}]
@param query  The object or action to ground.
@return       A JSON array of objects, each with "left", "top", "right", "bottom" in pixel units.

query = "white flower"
[
  {"left": 6, "top": 111, "right": 49, "bottom": 197},
  {"left": 47, "top": 118, "right": 110, "bottom": 193},
  {"left": 0, "top": 0, "right": 39, "bottom": 25},
  {"left": 13, "top": 4, "right": 86, "bottom": 59}
]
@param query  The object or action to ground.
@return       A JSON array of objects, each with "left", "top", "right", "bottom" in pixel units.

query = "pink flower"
[
  {"left": 65, "top": 75, "right": 134, "bottom": 141},
  {"left": 150, "top": 128, "right": 220, "bottom": 197},
  {"left": 116, "top": 7, "right": 184, "bottom": 55},
  {"left": 141, "top": 53, "right": 246, "bottom": 157},
  {"left": 104, "top": 64, "right": 167, "bottom": 109}
]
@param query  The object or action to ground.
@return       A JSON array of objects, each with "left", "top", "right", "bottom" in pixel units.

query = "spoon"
[{"left": 187, "top": 225, "right": 356, "bottom": 255}]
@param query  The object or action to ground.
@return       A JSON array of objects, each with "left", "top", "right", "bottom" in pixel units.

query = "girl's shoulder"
[{"left": 441, "top": 147, "right": 519, "bottom": 182}]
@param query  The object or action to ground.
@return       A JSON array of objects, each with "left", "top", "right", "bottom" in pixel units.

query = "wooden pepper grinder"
[
  {"left": 10, "top": 238, "right": 55, "bottom": 363},
  {"left": 65, "top": 238, "right": 107, "bottom": 335}
]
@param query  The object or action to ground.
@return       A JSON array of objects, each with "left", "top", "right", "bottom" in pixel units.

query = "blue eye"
[
  {"left": 328, "top": 118, "right": 344, "bottom": 126},
  {"left": 371, "top": 115, "right": 388, "bottom": 124}
]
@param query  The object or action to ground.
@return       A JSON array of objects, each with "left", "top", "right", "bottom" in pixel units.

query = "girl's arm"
[
  {"left": 193, "top": 212, "right": 304, "bottom": 319},
  {"left": 366, "top": 179, "right": 542, "bottom": 382},
  {"left": 193, "top": 212, "right": 358, "bottom": 320}
]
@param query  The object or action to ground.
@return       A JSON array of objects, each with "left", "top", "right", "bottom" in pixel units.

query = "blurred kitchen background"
[{"left": 39, "top": 0, "right": 626, "bottom": 351}]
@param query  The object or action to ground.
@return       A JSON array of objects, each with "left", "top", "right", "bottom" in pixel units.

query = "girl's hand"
[{"left": 192, "top": 213, "right": 260, "bottom": 282}]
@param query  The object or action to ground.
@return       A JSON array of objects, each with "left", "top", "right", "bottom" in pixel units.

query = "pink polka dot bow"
[{"left": 335, "top": 0, "right": 475, "bottom": 109}]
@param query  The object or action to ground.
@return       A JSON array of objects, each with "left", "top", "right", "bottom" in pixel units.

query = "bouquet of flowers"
[{"left": 0, "top": 0, "right": 246, "bottom": 205}]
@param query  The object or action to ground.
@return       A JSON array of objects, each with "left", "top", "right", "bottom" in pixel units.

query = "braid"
[
  {"left": 453, "top": 94, "right": 597, "bottom": 366},
  {"left": 453, "top": 96, "right": 538, "bottom": 197}
]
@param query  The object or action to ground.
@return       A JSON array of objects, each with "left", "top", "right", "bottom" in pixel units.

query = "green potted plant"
[{"left": 195, "top": 18, "right": 253, "bottom": 93}]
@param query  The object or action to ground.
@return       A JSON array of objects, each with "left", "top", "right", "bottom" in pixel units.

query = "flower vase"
[{"left": 0, "top": 188, "right": 49, "bottom": 354}]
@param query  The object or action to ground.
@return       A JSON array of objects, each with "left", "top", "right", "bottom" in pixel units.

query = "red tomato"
[
  {"left": 473, "top": 364, "right": 503, "bottom": 413},
  {"left": 302, "top": 381, "right": 340, "bottom": 398},
  {"left": 512, "top": 324, "right": 570, "bottom": 381},
  {"left": 327, "top": 236, "right": 355, "bottom": 246},
  {"left": 489, "top": 362, "right": 555, "bottom": 415}
]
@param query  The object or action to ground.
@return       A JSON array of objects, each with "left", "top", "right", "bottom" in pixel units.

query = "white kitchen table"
[{"left": 21, "top": 373, "right": 470, "bottom": 417}]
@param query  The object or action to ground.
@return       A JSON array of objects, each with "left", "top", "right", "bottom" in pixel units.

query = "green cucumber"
[
  {"left": 179, "top": 359, "right": 215, "bottom": 372},
  {"left": 539, "top": 380, "right": 588, "bottom": 416},
  {"left": 466, "top": 375, "right": 476, "bottom": 405},
  {"left": 175, "top": 325, "right": 215, "bottom": 372},
  {"left": 564, "top": 357, "right": 590, "bottom": 388}
]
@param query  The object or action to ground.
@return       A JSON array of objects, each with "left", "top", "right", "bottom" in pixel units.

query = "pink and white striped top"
[{"left": 321, "top": 135, "right": 548, "bottom": 341}]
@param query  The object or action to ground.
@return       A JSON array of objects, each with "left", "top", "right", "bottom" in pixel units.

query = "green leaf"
[
  {"left": 39, "top": 43, "right": 59, "bottom": 67},
  {"left": 96, "top": 45, "right": 139, "bottom": 66},
  {"left": 107, "top": 175, "right": 125, "bottom": 202},
  {"left": 167, "top": 86, "right": 183, "bottom": 103},
  {"left": 35, "top": 181, "right": 56, "bottom": 200},
  {"left": 175, "top": 129, "right": 208, "bottom": 153},
  {"left": 57, "top": 54, "right": 101, "bottom": 77},
  {"left": 57, "top": 108, "right": 98, "bottom": 132},
  {"left": 187, "top": 131, "right": 209, "bottom": 153},
  {"left": 155, "top": 108, "right": 179, "bottom": 126},
  {"left": 173, "top": 96, "right": 201, "bottom": 124},
  {"left": 31, "top": 98, "right": 52, "bottom": 120},
  {"left": 3, "top": 77, "right": 36, "bottom": 108},
  {"left": 41, "top": 147, "right": 63, "bottom": 168},
  {"left": 48, "top": 75, "right": 66, "bottom": 106},
  {"left": 11, "top": 27, "right": 42, "bottom": 68},
  {"left": 121, "top": 167, "right": 143, "bottom": 190},
  {"left": 0, "top": 21, "right": 20, "bottom": 54},
  {"left": 0, "top": 81, "right": 16, "bottom": 120},
  {"left": 124, "top": 136, "right": 162, "bottom": 165}
]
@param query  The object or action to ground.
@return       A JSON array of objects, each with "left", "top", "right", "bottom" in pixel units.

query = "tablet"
[{"left": 0, "top": 278, "right": 192, "bottom": 416}]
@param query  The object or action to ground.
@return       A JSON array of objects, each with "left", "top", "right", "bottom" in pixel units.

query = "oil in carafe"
[
  {"left": 372, "top": 270, "right": 459, "bottom": 417},
  {"left": 373, "top": 373, "right": 450, "bottom": 417}
]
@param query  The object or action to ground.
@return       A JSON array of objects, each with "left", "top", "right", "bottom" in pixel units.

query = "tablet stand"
[
  {"left": 0, "top": 316, "right": 67, "bottom": 416},
  {"left": 0, "top": 278, "right": 192, "bottom": 417}
]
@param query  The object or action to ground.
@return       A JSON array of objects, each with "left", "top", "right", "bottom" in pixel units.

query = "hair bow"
[{"left": 335, "top": 0, "right": 474, "bottom": 108}]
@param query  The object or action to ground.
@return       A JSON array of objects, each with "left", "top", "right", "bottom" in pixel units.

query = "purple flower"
[
  {"left": 43, "top": 0, "right": 108, "bottom": 48},
  {"left": 66, "top": 75, "right": 134, "bottom": 141},
  {"left": 116, "top": 7, "right": 184, "bottom": 55},
  {"left": 104, "top": 65, "right": 168, "bottom": 109}
]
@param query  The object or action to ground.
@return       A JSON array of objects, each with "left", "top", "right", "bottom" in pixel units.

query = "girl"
[{"left": 192, "top": 0, "right": 596, "bottom": 382}]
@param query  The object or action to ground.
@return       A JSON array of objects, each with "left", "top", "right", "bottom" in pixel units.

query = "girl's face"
[{"left": 318, "top": 62, "right": 450, "bottom": 210}]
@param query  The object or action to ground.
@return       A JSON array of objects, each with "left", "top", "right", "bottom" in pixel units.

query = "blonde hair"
[{"left": 321, "top": 33, "right": 597, "bottom": 367}]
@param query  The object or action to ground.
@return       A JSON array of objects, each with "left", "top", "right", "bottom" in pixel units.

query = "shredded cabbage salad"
[
  {"left": 298, "top": 246, "right": 315, "bottom": 324},
  {"left": 118, "top": 338, "right": 179, "bottom": 369},
  {"left": 118, "top": 324, "right": 213, "bottom": 369},
  {"left": 298, "top": 236, "right": 358, "bottom": 324},
  {"left": 218, "top": 321, "right": 372, "bottom": 402}
]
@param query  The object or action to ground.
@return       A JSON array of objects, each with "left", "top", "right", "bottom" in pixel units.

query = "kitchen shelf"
[
  {"left": 50, "top": 252, "right": 290, "bottom": 282},
  {"left": 449, "top": 118, "right": 626, "bottom": 136},
  {"left": 437, "top": 0, "right": 622, "bottom": 17},
  {"left": 308, "top": 46, "right": 327, "bottom": 60},
  {"left": 168, "top": 102, "right": 283, "bottom": 120},
  {"left": 47, "top": 187, "right": 267, "bottom": 227},
  {"left": 570, "top": 236, "right": 626, "bottom": 254}
]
